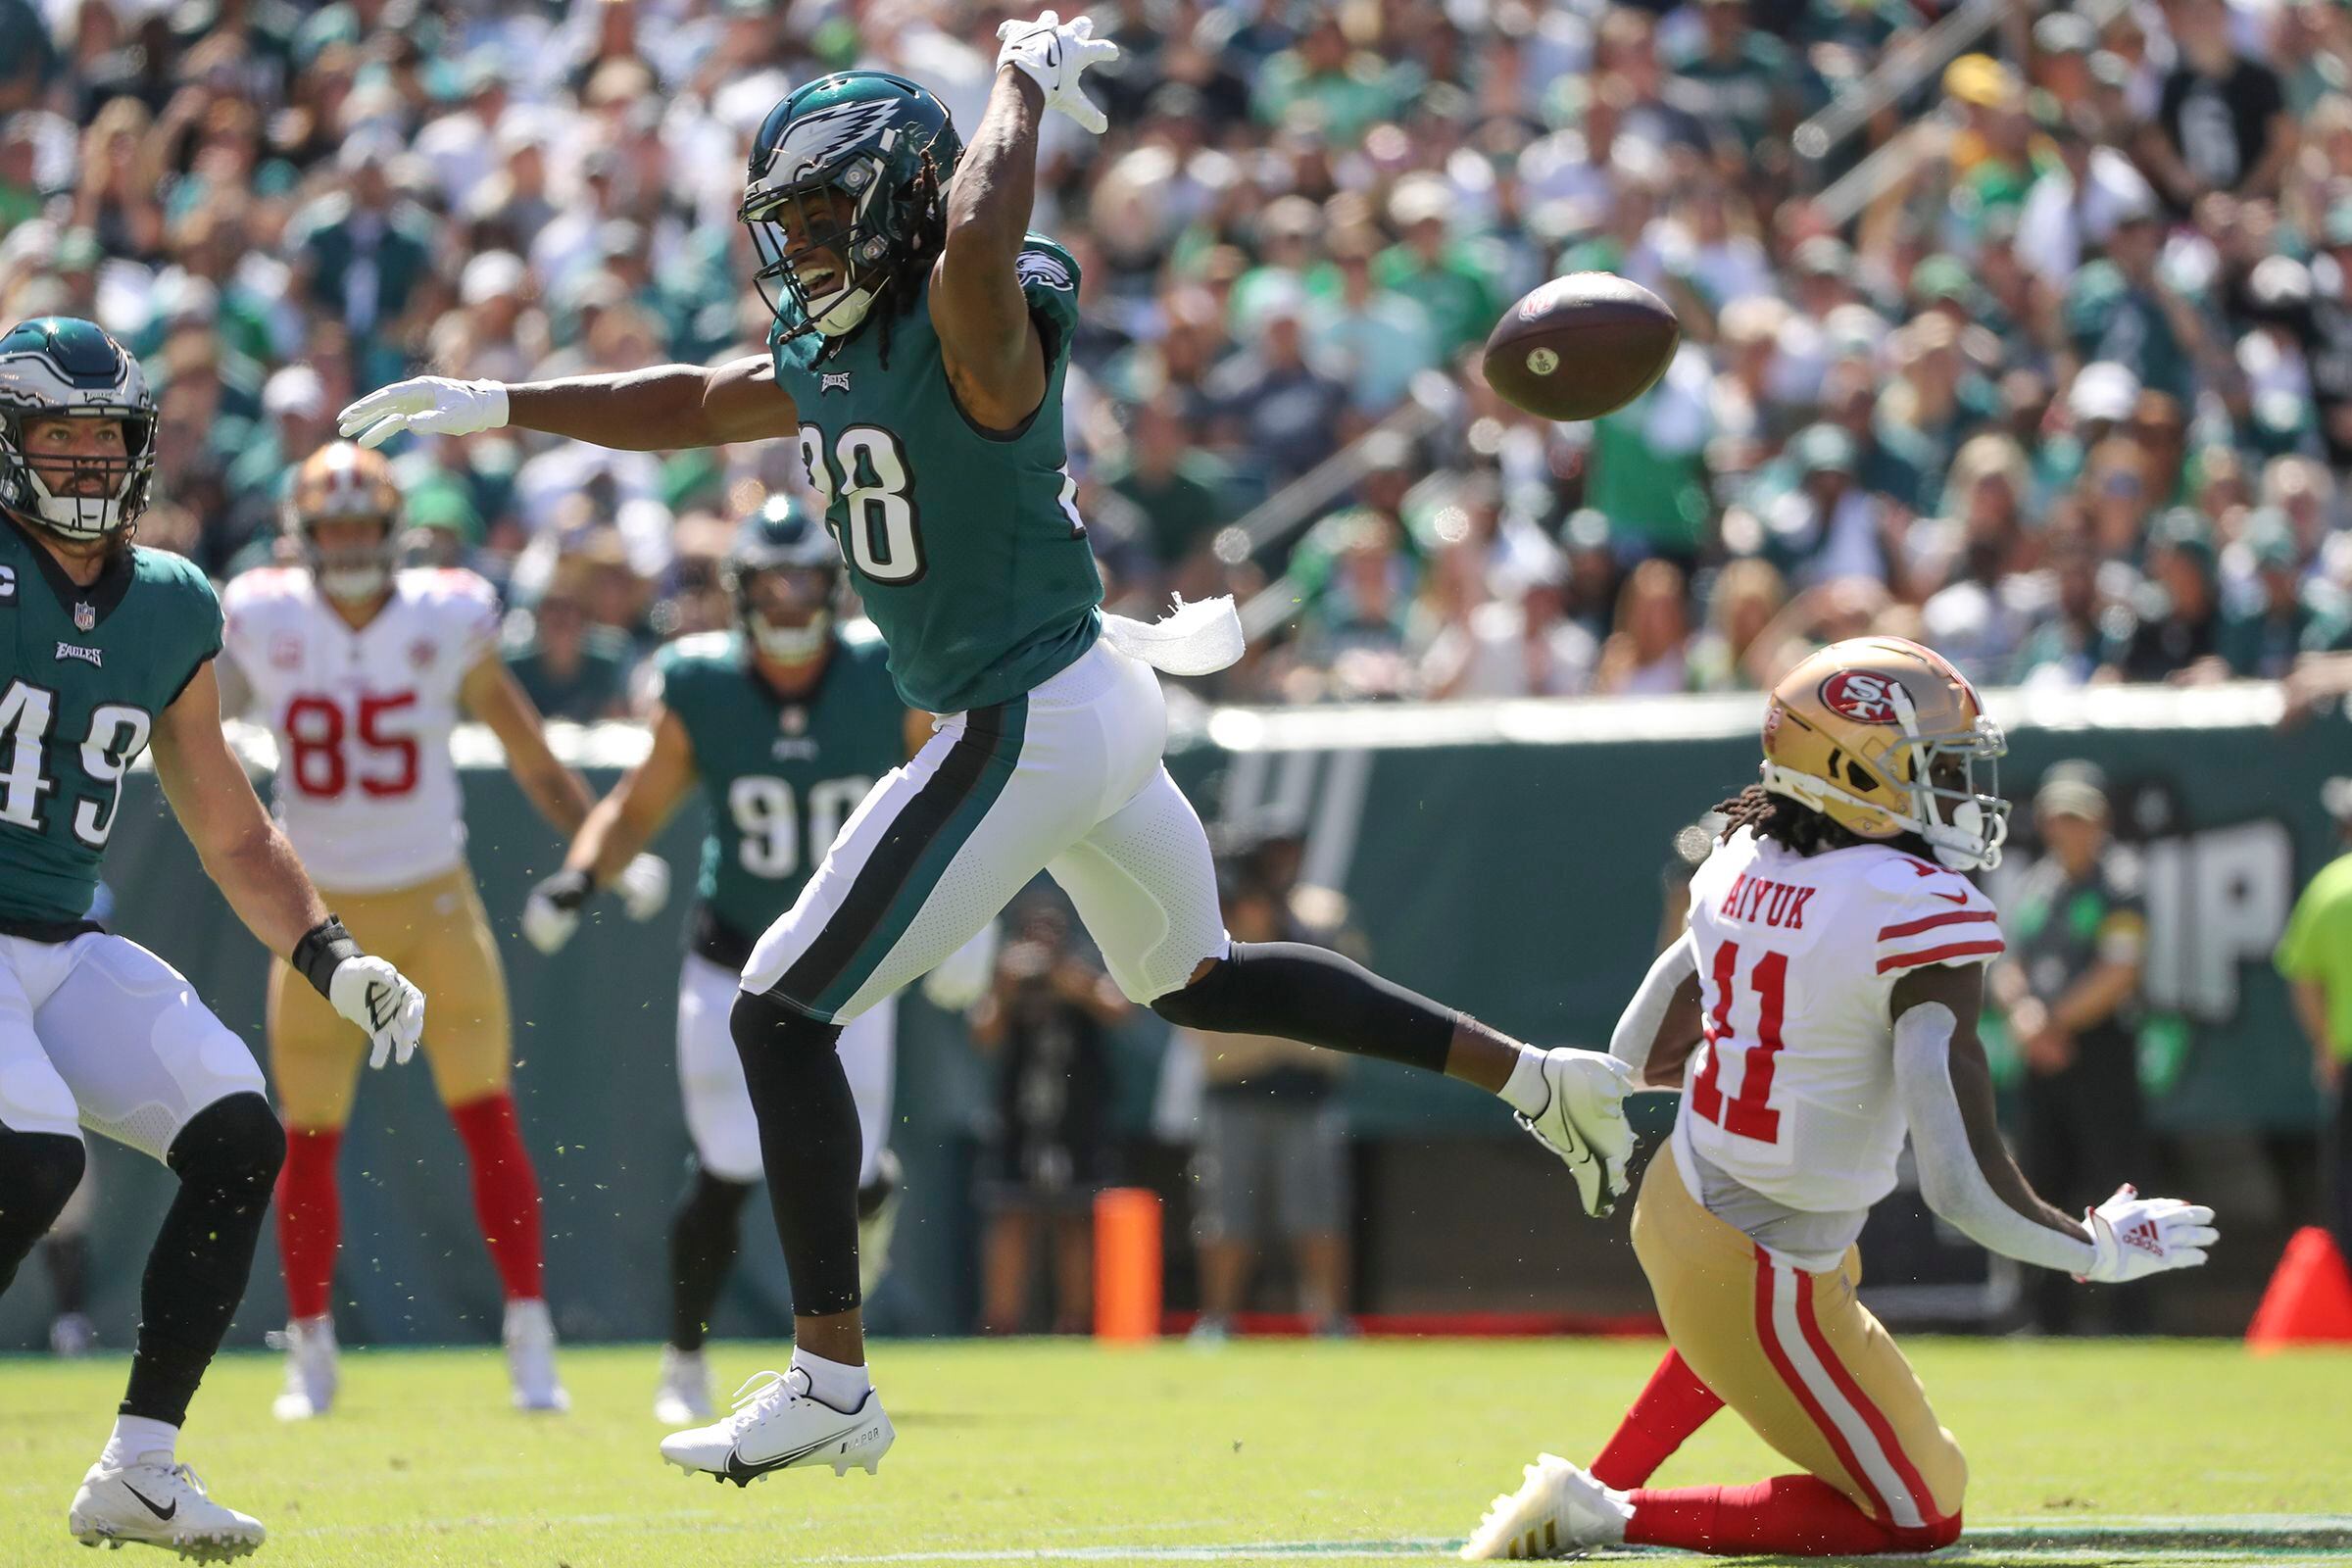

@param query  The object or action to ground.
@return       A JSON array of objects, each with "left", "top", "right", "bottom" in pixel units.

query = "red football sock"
[
  {"left": 447, "top": 1093, "right": 545, "bottom": 1302},
  {"left": 1627, "top": 1474, "right": 1961, "bottom": 1556},
  {"left": 1591, "top": 1348, "right": 1726, "bottom": 1489},
  {"left": 274, "top": 1126, "right": 342, "bottom": 1321}
]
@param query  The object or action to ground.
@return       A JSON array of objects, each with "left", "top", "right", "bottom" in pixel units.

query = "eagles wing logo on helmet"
[
  {"left": 769, "top": 98, "right": 904, "bottom": 185},
  {"left": 1819, "top": 670, "right": 1901, "bottom": 724}
]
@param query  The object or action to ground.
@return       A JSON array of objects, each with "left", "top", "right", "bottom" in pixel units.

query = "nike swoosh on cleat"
[
  {"left": 122, "top": 1483, "right": 177, "bottom": 1521},
  {"left": 720, "top": 1423, "right": 865, "bottom": 1484}
]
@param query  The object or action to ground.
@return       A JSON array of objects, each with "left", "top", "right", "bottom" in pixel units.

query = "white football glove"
[
  {"left": 616, "top": 853, "right": 672, "bottom": 922},
  {"left": 2079, "top": 1184, "right": 2219, "bottom": 1284},
  {"left": 996, "top": 10, "right": 1119, "bottom": 134},
  {"left": 337, "top": 376, "right": 510, "bottom": 450},
  {"left": 1516, "top": 1048, "right": 1637, "bottom": 1219},
  {"left": 330, "top": 956, "right": 426, "bottom": 1070},
  {"left": 520, "top": 868, "right": 591, "bottom": 956}
]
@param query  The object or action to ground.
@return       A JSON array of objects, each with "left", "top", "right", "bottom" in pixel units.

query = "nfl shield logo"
[
  {"left": 779, "top": 707, "right": 808, "bottom": 735},
  {"left": 73, "top": 602, "right": 95, "bottom": 632}
]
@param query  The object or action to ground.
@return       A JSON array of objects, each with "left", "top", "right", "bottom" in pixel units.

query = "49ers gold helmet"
[
  {"left": 1759, "top": 636, "right": 2010, "bottom": 870},
  {"left": 285, "top": 441, "right": 401, "bottom": 603}
]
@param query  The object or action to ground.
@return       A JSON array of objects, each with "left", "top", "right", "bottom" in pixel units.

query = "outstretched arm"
[
  {"left": 519, "top": 705, "right": 698, "bottom": 955},
  {"left": 931, "top": 69, "right": 1051, "bottom": 432},
  {"left": 1892, "top": 962, "right": 2215, "bottom": 1282},
  {"left": 340, "top": 354, "right": 799, "bottom": 453}
]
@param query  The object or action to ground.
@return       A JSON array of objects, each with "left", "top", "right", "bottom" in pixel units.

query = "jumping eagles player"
[
  {"left": 518, "top": 497, "right": 931, "bottom": 1426},
  {"left": 0, "top": 317, "right": 425, "bottom": 1558},
  {"left": 340, "top": 14, "right": 1633, "bottom": 1487},
  {"left": 1464, "top": 639, "right": 2218, "bottom": 1560}
]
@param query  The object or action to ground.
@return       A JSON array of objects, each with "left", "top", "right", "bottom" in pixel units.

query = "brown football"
[{"left": 1482, "top": 273, "right": 1681, "bottom": 422}]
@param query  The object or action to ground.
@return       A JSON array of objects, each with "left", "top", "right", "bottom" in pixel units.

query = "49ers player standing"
[
  {"left": 219, "top": 443, "right": 671, "bottom": 1417},
  {"left": 1465, "top": 638, "right": 2220, "bottom": 1560}
]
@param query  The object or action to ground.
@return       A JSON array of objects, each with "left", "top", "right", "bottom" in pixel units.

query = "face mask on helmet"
[
  {"left": 1762, "top": 693, "right": 2011, "bottom": 871},
  {"left": 307, "top": 528, "right": 397, "bottom": 604},
  {"left": 739, "top": 565, "right": 836, "bottom": 662},
  {"left": 744, "top": 164, "right": 895, "bottom": 341},
  {"left": 1, "top": 410, "right": 156, "bottom": 542}
]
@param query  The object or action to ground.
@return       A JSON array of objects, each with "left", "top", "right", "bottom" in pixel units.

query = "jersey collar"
[{"left": 1, "top": 511, "right": 135, "bottom": 627}]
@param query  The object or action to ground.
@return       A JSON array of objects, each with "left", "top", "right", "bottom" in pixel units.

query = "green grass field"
[{"left": 3, "top": 1339, "right": 2348, "bottom": 1567}]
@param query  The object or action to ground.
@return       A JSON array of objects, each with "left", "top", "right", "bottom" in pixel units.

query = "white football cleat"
[
  {"left": 654, "top": 1345, "right": 715, "bottom": 1425},
  {"left": 69, "top": 1456, "right": 265, "bottom": 1559},
  {"left": 660, "top": 1367, "right": 894, "bottom": 1486},
  {"left": 1461, "top": 1453, "right": 1632, "bottom": 1561},
  {"left": 858, "top": 1150, "right": 905, "bottom": 1299},
  {"left": 1516, "top": 1049, "right": 1636, "bottom": 1217},
  {"left": 505, "top": 1298, "right": 570, "bottom": 1413},
  {"left": 269, "top": 1314, "right": 338, "bottom": 1421}
]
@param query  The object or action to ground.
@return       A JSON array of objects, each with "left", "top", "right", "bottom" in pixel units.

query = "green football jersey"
[
  {"left": 655, "top": 622, "right": 906, "bottom": 951},
  {"left": 0, "top": 518, "right": 222, "bottom": 928},
  {"left": 768, "top": 234, "right": 1103, "bottom": 715}
]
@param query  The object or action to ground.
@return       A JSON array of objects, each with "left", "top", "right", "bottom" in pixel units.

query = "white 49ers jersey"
[
  {"left": 220, "top": 567, "right": 500, "bottom": 894},
  {"left": 1676, "top": 824, "right": 2004, "bottom": 1215}
]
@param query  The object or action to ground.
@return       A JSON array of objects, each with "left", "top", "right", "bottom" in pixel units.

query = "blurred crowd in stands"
[{"left": 9, "top": 0, "right": 2352, "bottom": 710}]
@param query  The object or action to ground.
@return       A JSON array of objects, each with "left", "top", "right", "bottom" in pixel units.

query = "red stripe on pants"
[
  {"left": 1791, "top": 1263, "right": 1939, "bottom": 1527},
  {"left": 1750, "top": 1254, "right": 1895, "bottom": 1525}
]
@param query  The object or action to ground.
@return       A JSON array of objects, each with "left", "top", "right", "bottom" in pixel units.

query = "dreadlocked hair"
[
  {"left": 1712, "top": 783, "right": 1865, "bottom": 858},
  {"left": 869, "top": 152, "right": 950, "bottom": 374}
]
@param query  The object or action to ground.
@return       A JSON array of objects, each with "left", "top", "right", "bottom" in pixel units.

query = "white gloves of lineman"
[
  {"left": 997, "top": 11, "right": 1119, "bottom": 134},
  {"left": 2078, "top": 1185, "right": 2219, "bottom": 1284},
  {"left": 338, "top": 378, "right": 510, "bottom": 450},
  {"left": 330, "top": 956, "right": 427, "bottom": 1070},
  {"left": 520, "top": 856, "right": 672, "bottom": 956}
]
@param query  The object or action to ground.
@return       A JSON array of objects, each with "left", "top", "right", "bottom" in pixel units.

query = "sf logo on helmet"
[{"left": 1820, "top": 670, "right": 1901, "bottom": 725}]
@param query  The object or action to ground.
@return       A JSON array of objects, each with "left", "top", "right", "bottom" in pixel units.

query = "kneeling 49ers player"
[
  {"left": 219, "top": 443, "right": 671, "bottom": 1417},
  {"left": 1465, "top": 639, "right": 2219, "bottom": 1561}
]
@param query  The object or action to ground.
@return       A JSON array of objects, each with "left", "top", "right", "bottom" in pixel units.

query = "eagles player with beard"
[
  {"left": 519, "top": 495, "right": 940, "bottom": 1427},
  {"left": 340, "top": 13, "right": 1633, "bottom": 1488},
  {"left": 0, "top": 317, "right": 426, "bottom": 1558}
]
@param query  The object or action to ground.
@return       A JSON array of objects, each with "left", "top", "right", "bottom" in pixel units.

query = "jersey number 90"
[
  {"left": 729, "top": 773, "right": 872, "bottom": 879},
  {"left": 800, "top": 424, "right": 924, "bottom": 585}
]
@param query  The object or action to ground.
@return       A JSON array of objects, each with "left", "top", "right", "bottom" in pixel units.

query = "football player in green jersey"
[
  {"left": 340, "top": 12, "right": 1634, "bottom": 1488},
  {"left": 517, "top": 496, "right": 940, "bottom": 1426},
  {"left": 0, "top": 317, "right": 428, "bottom": 1558}
]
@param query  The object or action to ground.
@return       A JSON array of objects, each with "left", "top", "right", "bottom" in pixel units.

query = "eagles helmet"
[
  {"left": 1759, "top": 637, "right": 2010, "bottom": 871},
  {"left": 728, "top": 493, "right": 843, "bottom": 662},
  {"left": 740, "top": 71, "right": 964, "bottom": 344},
  {"left": 0, "top": 317, "right": 157, "bottom": 542},
  {"left": 285, "top": 441, "right": 402, "bottom": 604}
]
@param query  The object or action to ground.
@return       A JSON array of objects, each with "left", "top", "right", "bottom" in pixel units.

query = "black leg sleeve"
[
  {"left": 669, "top": 1159, "right": 756, "bottom": 1352},
  {"left": 1150, "top": 942, "right": 1456, "bottom": 1075},
  {"left": 731, "top": 990, "right": 862, "bottom": 1318},
  {"left": 0, "top": 1127, "right": 85, "bottom": 1296},
  {"left": 123, "top": 1093, "right": 284, "bottom": 1426}
]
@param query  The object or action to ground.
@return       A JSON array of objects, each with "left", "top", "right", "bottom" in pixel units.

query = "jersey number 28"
[{"left": 800, "top": 424, "right": 924, "bottom": 585}]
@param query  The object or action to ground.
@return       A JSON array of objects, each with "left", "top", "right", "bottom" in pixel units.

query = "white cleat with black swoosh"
[
  {"left": 69, "top": 1456, "right": 265, "bottom": 1559},
  {"left": 659, "top": 1367, "right": 893, "bottom": 1486}
]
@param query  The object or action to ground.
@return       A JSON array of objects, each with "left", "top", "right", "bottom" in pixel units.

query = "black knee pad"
[
  {"left": 1149, "top": 954, "right": 1240, "bottom": 1032},
  {"left": 730, "top": 987, "right": 841, "bottom": 1064},
  {"left": 0, "top": 1126, "right": 86, "bottom": 1236},
  {"left": 166, "top": 1092, "right": 285, "bottom": 1195}
]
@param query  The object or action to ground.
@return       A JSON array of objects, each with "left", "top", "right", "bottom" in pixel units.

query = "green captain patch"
[
  {"left": 769, "top": 234, "right": 1103, "bottom": 715},
  {"left": 0, "top": 518, "right": 221, "bottom": 927},
  {"left": 654, "top": 622, "right": 906, "bottom": 947}
]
